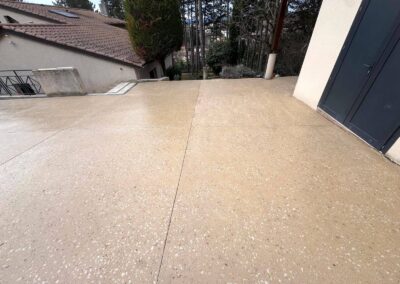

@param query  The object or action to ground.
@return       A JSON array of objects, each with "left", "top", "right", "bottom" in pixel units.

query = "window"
[
  {"left": 4, "top": 15, "right": 19, "bottom": 23},
  {"left": 49, "top": 10, "right": 79, "bottom": 18},
  {"left": 149, "top": 68, "right": 158, "bottom": 79}
]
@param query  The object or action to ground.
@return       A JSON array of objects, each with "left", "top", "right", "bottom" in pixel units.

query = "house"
[
  {"left": 293, "top": 0, "right": 400, "bottom": 165},
  {"left": 0, "top": 0, "right": 172, "bottom": 93}
]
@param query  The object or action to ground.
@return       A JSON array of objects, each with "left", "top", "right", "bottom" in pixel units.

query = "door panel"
[
  {"left": 347, "top": 38, "right": 400, "bottom": 149},
  {"left": 320, "top": 0, "right": 400, "bottom": 122}
]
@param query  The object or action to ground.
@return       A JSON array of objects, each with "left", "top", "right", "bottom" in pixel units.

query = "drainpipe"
[{"left": 264, "top": 0, "right": 288, "bottom": 80}]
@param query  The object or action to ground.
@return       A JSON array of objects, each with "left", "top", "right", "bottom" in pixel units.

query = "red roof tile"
[
  {"left": 0, "top": 0, "right": 125, "bottom": 25},
  {"left": 0, "top": 1, "right": 145, "bottom": 67}
]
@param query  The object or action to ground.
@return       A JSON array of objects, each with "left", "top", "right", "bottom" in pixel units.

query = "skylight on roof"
[{"left": 49, "top": 10, "right": 79, "bottom": 18}]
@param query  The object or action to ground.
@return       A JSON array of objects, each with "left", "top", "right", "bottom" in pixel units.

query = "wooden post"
[
  {"left": 198, "top": 0, "right": 207, "bottom": 79},
  {"left": 264, "top": 0, "right": 288, "bottom": 79}
]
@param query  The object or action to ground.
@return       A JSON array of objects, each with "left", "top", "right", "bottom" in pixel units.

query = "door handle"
[{"left": 363, "top": 63, "right": 373, "bottom": 74}]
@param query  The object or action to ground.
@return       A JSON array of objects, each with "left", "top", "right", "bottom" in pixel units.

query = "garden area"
[{"left": 171, "top": 0, "right": 323, "bottom": 80}]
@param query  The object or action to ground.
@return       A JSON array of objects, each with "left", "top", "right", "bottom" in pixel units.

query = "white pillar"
[
  {"left": 264, "top": 53, "right": 277, "bottom": 80},
  {"left": 203, "top": 67, "right": 208, "bottom": 80}
]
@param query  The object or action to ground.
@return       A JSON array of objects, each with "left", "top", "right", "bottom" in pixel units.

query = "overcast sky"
[{"left": 24, "top": 0, "right": 101, "bottom": 9}]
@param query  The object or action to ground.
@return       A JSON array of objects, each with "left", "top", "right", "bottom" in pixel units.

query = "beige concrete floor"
[{"left": 0, "top": 77, "right": 399, "bottom": 283}]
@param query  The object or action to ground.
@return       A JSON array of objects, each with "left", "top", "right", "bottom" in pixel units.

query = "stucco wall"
[
  {"left": 0, "top": 7, "right": 51, "bottom": 24},
  {"left": 0, "top": 33, "right": 141, "bottom": 92},
  {"left": 293, "top": 0, "right": 362, "bottom": 109},
  {"left": 165, "top": 54, "right": 173, "bottom": 69},
  {"left": 139, "top": 61, "right": 164, "bottom": 79},
  {"left": 137, "top": 54, "right": 173, "bottom": 79},
  {"left": 387, "top": 139, "right": 400, "bottom": 165}
]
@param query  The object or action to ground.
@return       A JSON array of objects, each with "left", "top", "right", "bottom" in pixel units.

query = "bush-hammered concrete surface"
[{"left": 0, "top": 78, "right": 399, "bottom": 283}]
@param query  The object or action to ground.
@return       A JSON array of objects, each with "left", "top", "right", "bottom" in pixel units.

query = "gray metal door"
[
  {"left": 319, "top": 0, "right": 400, "bottom": 121},
  {"left": 345, "top": 26, "right": 400, "bottom": 150},
  {"left": 319, "top": 0, "right": 400, "bottom": 151}
]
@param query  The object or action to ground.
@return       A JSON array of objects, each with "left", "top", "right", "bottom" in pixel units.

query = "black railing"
[{"left": 0, "top": 70, "right": 43, "bottom": 96}]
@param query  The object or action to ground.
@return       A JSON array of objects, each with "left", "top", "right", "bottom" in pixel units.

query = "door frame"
[
  {"left": 344, "top": 23, "right": 400, "bottom": 152},
  {"left": 318, "top": 0, "right": 371, "bottom": 117},
  {"left": 382, "top": 127, "right": 400, "bottom": 153}
]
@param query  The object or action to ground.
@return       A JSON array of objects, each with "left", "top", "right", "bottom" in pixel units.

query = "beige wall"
[
  {"left": 138, "top": 54, "right": 173, "bottom": 79},
  {"left": 387, "top": 139, "right": 400, "bottom": 165},
  {"left": 0, "top": 7, "right": 51, "bottom": 24},
  {"left": 293, "top": 0, "right": 362, "bottom": 109},
  {"left": 0, "top": 33, "right": 141, "bottom": 92}
]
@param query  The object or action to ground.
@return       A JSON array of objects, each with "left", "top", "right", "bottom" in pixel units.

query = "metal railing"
[{"left": 0, "top": 70, "right": 43, "bottom": 96}]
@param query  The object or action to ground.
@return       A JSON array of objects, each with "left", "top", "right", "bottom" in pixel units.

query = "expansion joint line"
[{"left": 156, "top": 81, "right": 202, "bottom": 283}]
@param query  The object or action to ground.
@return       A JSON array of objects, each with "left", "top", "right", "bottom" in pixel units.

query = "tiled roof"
[
  {"left": 1, "top": 24, "right": 145, "bottom": 66},
  {"left": 0, "top": 1, "right": 145, "bottom": 67},
  {"left": 0, "top": 0, "right": 125, "bottom": 25}
]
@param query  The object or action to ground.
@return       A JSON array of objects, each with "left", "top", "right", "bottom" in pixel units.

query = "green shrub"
[
  {"left": 206, "top": 41, "right": 234, "bottom": 75},
  {"left": 174, "top": 59, "right": 188, "bottom": 73},
  {"left": 220, "top": 65, "right": 258, "bottom": 79},
  {"left": 166, "top": 65, "right": 182, "bottom": 81}
]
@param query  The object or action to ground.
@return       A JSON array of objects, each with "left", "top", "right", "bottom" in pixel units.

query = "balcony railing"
[{"left": 0, "top": 70, "right": 43, "bottom": 96}]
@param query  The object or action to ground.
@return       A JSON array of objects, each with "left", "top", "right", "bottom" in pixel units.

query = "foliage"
[
  {"left": 180, "top": 0, "right": 232, "bottom": 75},
  {"left": 179, "top": 0, "right": 321, "bottom": 77},
  {"left": 220, "top": 64, "right": 258, "bottom": 79},
  {"left": 226, "top": 0, "right": 322, "bottom": 76},
  {"left": 101, "top": 0, "right": 124, "bottom": 19},
  {"left": 124, "top": 0, "right": 183, "bottom": 72},
  {"left": 228, "top": 0, "right": 281, "bottom": 72},
  {"left": 166, "top": 65, "right": 182, "bottom": 80},
  {"left": 206, "top": 40, "right": 234, "bottom": 75},
  {"left": 228, "top": 0, "right": 241, "bottom": 65},
  {"left": 53, "top": 0, "right": 95, "bottom": 10},
  {"left": 174, "top": 58, "right": 188, "bottom": 72},
  {"left": 275, "top": 0, "right": 323, "bottom": 75}
]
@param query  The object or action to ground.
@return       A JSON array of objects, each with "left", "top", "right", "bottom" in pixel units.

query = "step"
[{"left": 105, "top": 82, "right": 136, "bottom": 95}]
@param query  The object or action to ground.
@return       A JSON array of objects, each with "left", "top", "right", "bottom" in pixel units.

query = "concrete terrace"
[{"left": 0, "top": 78, "right": 399, "bottom": 283}]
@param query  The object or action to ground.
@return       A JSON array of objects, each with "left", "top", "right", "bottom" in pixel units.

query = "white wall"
[
  {"left": 137, "top": 61, "right": 162, "bottom": 79},
  {"left": 0, "top": 7, "right": 51, "bottom": 24},
  {"left": 164, "top": 54, "right": 173, "bottom": 69},
  {"left": 293, "top": 0, "right": 362, "bottom": 109},
  {"left": 136, "top": 54, "right": 174, "bottom": 79},
  {"left": 0, "top": 33, "right": 140, "bottom": 92},
  {"left": 387, "top": 139, "right": 400, "bottom": 165}
]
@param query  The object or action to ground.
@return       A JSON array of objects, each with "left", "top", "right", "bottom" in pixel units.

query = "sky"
[{"left": 24, "top": 0, "right": 102, "bottom": 10}]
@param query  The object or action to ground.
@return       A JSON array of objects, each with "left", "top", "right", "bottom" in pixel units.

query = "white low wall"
[
  {"left": 0, "top": 33, "right": 140, "bottom": 92},
  {"left": 293, "top": 0, "right": 362, "bottom": 109},
  {"left": 33, "top": 67, "right": 87, "bottom": 96}
]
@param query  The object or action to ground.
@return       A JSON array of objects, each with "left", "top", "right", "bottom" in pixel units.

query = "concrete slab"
[
  {"left": 0, "top": 130, "right": 56, "bottom": 165},
  {"left": 194, "top": 78, "right": 330, "bottom": 127},
  {"left": 159, "top": 126, "right": 400, "bottom": 283},
  {"left": 0, "top": 95, "right": 119, "bottom": 165},
  {"left": 0, "top": 78, "right": 399, "bottom": 283},
  {"left": 0, "top": 127, "right": 189, "bottom": 283},
  {"left": 0, "top": 81, "right": 197, "bottom": 283},
  {"left": 158, "top": 79, "right": 400, "bottom": 283}
]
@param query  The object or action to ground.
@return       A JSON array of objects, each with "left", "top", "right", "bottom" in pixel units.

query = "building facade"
[
  {"left": 0, "top": 1, "right": 170, "bottom": 93},
  {"left": 294, "top": 0, "right": 400, "bottom": 164}
]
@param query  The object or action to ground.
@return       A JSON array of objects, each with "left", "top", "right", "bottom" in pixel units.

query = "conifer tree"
[
  {"left": 53, "top": 0, "right": 95, "bottom": 10},
  {"left": 124, "top": 0, "right": 183, "bottom": 72}
]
